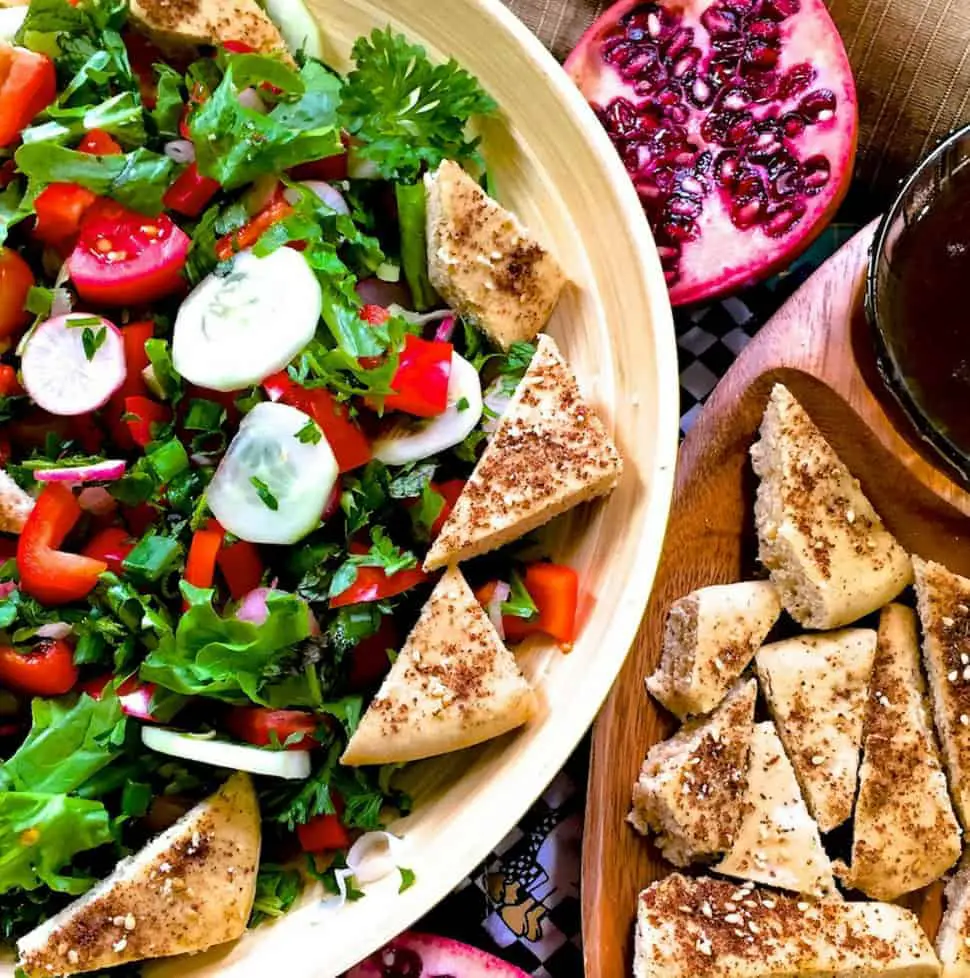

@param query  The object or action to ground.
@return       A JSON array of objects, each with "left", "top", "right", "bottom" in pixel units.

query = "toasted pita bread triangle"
[
  {"left": 717, "top": 722, "right": 836, "bottom": 898},
  {"left": 17, "top": 773, "right": 259, "bottom": 978},
  {"left": 913, "top": 556, "right": 970, "bottom": 830},
  {"left": 837, "top": 604, "right": 961, "bottom": 900},
  {"left": 424, "top": 335, "right": 622, "bottom": 571},
  {"left": 755, "top": 629, "right": 876, "bottom": 833},
  {"left": 751, "top": 384, "right": 911, "bottom": 629},
  {"left": 630, "top": 678, "right": 757, "bottom": 866},
  {"left": 341, "top": 567, "right": 537, "bottom": 765}
]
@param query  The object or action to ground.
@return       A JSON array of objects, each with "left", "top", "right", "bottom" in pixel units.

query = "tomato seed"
[{"left": 95, "top": 239, "right": 113, "bottom": 254}]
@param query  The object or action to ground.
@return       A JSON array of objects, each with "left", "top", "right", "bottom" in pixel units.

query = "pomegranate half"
[
  {"left": 565, "top": 0, "right": 858, "bottom": 305},
  {"left": 346, "top": 932, "right": 530, "bottom": 978}
]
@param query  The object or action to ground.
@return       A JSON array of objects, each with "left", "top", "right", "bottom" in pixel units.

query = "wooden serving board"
[{"left": 582, "top": 221, "right": 970, "bottom": 978}]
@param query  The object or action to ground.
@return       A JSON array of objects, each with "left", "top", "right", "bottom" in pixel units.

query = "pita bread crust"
[
  {"left": 342, "top": 567, "right": 537, "bottom": 765},
  {"left": 0, "top": 468, "right": 33, "bottom": 533}
]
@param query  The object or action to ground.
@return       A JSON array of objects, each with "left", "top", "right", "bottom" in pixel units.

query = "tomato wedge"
[
  {"left": 164, "top": 163, "right": 220, "bottom": 218},
  {"left": 0, "top": 247, "right": 33, "bottom": 345},
  {"left": 225, "top": 707, "right": 320, "bottom": 749},
  {"left": 17, "top": 484, "right": 108, "bottom": 605},
  {"left": 77, "top": 129, "right": 122, "bottom": 155},
  {"left": 0, "top": 46, "right": 56, "bottom": 147},
  {"left": 123, "top": 395, "right": 170, "bottom": 447},
  {"left": 0, "top": 364, "right": 20, "bottom": 397},
  {"left": 0, "top": 638, "right": 77, "bottom": 696},
  {"left": 81, "top": 673, "right": 159, "bottom": 721},
  {"left": 33, "top": 183, "right": 98, "bottom": 249},
  {"left": 68, "top": 200, "right": 190, "bottom": 306},
  {"left": 82, "top": 527, "right": 135, "bottom": 576}
]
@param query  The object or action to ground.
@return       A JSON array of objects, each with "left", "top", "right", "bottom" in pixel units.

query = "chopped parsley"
[
  {"left": 296, "top": 419, "right": 323, "bottom": 445},
  {"left": 250, "top": 476, "right": 279, "bottom": 511}
]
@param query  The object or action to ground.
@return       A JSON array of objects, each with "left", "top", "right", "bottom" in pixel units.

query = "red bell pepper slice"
[
  {"left": 77, "top": 129, "right": 122, "bottom": 155},
  {"left": 287, "top": 388, "right": 370, "bottom": 473},
  {"left": 225, "top": 707, "right": 320, "bottom": 750},
  {"left": 184, "top": 522, "right": 225, "bottom": 590},
  {"left": 430, "top": 479, "right": 464, "bottom": 538},
  {"left": 297, "top": 795, "right": 349, "bottom": 852},
  {"left": 0, "top": 638, "right": 77, "bottom": 695},
  {"left": 329, "top": 542, "right": 428, "bottom": 609},
  {"left": 82, "top": 526, "right": 134, "bottom": 575},
  {"left": 123, "top": 395, "right": 170, "bottom": 447},
  {"left": 216, "top": 538, "right": 263, "bottom": 600},
  {"left": 17, "top": 484, "right": 108, "bottom": 605},
  {"left": 33, "top": 183, "right": 98, "bottom": 248},
  {"left": 81, "top": 673, "right": 160, "bottom": 722},
  {"left": 215, "top": 193, "right": 293, "bottom": 261},
  {"left": 384, "top": 335, "right": 452, "bottom": 418},
  {"left": 164, "top": 163, "right": 220, "bottom": 218},
  {"left": 503, "top": 563, "right": 579, "bottom": 646},
  {"left": 347, "top": 616, "right": 397, "bottom": 690},
  {"left": 0, "top": 46, "right": 56, "bottom": 147}
]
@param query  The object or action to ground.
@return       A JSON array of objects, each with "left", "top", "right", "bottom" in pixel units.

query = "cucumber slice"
[
  {"left": 372, "top": 353, "right": 484, "bottom": 466},
  {"left": 141, "top": 726, "right": 311, "bottom": 780},
  {"left": 172, "top": 248, "right": 321, "bottom": 392},
  {"left": 206, "top": 401, "right": 338, "bottom": 545}
]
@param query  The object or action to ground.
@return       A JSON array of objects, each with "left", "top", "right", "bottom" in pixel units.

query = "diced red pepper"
[
  {"left": 215, "top": 193, "right": 293, "bottom": 261},
  {"left": 116, "top": 320, "right": 154, "bottom": 400},
  {"left": 17, "top": 484, "right": 108, "bottom": 605},
  {"left": 123, "top": 395, "right": 170, "bottom": 447},
  {"left": 347, "top": 616, "right": 397, "bottom": 690},
  {"left": 430, "top": 479, "right": 464, "bottom": 538},
  {"left": 77, "top": 129, "right": 122, "bottom": 155},
  {"left": 122, "top": 29, "right": 164, "bottom": 109},
  {"left": 82, "top": 526, "right": 134, "bottom": 576},
  {"left": 383, "top": 335, "right": 452, "bottom": 418},
  {"left": 503, "top": 563, "right": 579, "bottom": 646},
  {"left": 279, "top": 384, "right": 371, "bottom": 473},
  {"left": 164, "top": 163, "right": 220, "bottom": 218},
  {"left": 216, "top": 538, "right": 263, "bottom": 600},
  {"left": 81, "top": 673, "right": 160, "bottom": 722},
  {"left": 184, "top": 522, "right": 225, "bottom": 590},
  {"left": 0, "top": 46, "right": 56, "bottom": 147},
  {"left": 262, "top": 369, "right": 292, "bottom": 403},
  {"left": 297, "top": 795, "right": 349, "bottom": 853},
  {"left": 225, "top": 707, "right": 320, "bottom": 750},
  {"left": 33, "top": 183, "right": 98, "bottom": 248},
  {"left": 0, "top": 364, "right": 21, "bottom": 398},
  {"left": 0, "top": 638, "right": 77, "bottom": 695},
  {"left": 329, "top": 542, "right": 429, "bottom": 609}
]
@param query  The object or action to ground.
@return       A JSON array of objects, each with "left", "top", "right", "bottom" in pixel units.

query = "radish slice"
[
  {"left": 485, "top": 580, "right": 511, "bottom": 639},
  {"left": 299, "top": 180, "right": 349, "bottom": 215},
  {"left": 372, "top": 353, "right": 483, "bottom": 466},
  {"left": 141, "top": 726, "right": 311, "bottom": 779},
  {"left": 34, "top": 459, "right": 126, "bottom": 483},
  {"left": 21, "top": 314, "right": 125, "bottom": 417},
  {"left": 0, "top": 5, "right": 27, "bottom": 41},
  {"left": 35, "top": 622, "right": 73, "bottom": 640},
  {"left": 172, "top": 248, "right": 322, "bottom": 392}
]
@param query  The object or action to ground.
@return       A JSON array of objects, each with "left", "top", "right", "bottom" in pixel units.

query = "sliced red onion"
[
  {"left": 36, "top": 621, "right": 73, "bottom": 640},
  {"left": 299, "top": 180, "right": 349, "bottom": 216},
  {"left": 434, "top": 315, "right": 456, "bottom": 343},
  {"left": 35, "top": 459, "right": 126, "bottom": 483},
  {"left": 355, "top": 277, "right": 411, "bottom": 309},
  {"left": 485, "top": 580, "right": 511, "bottom": 639},
  {"left": 237, "top": 87, "right": 267, "bottom": 113},
  {"left": 347, "top": 147, "right": 380, "bottom": 180},
  {"left": 78, "top": 486, "right": 117, "bottom": 516},
  {"left": 346, "top": 831, "right": 403, "bottom": 884},
  {"left": 235, "top": 587, "right": 277, "bottom": 626},
  {"left": 163, "top": 139, "right": 196, "bottom": 164},
  {"left": 0, "top": 582, "right": 16, "bottom": 599},
  {"left": 483, "top": 379, "right": 514, "bottom": 435}
]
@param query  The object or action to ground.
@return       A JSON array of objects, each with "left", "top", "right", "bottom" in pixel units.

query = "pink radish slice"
[
  {"left": 347, "top": 933, "right": 530, "bottom": 978},
  {"left": 434, "top": 315, "right": 456, "bottom": 343},
  {"left": 35, "top": 459, "right": 126, "bottom": 483},
  {"left": 21, "top": 314, "right": 125, "bottom": 417},
  {"left": 355, "top": 277, "right": 411, "bottom": 309},
  {"left": 235, "top": 587, "right": 319, "bottom": 634},
  {"left": 299, "top": 180, "right": 350, "bottom": 215}
]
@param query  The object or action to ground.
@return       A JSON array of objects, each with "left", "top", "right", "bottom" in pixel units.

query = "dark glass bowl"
[{"left": 866, "top": 121, "right": 970, "bottom": 482}]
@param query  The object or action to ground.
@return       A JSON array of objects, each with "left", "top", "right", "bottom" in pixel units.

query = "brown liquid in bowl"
[{"left": 884, "top": 165, "right": 970, "bottom": 451}]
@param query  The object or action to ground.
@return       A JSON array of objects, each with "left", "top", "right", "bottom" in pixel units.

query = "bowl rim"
[{"left": 865, "top": 119, "right": 970, "bottom": 483}]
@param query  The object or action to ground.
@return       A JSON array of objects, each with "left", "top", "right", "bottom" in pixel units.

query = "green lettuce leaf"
[
  {"left": 0, "top": 692, "right": 126, "bottom": 795},
  {"left": 140, "top": 583, "right": 312, "bottom": 702},
  {"left": 0, "top": 792, "right": 113, "bottom": 895}
]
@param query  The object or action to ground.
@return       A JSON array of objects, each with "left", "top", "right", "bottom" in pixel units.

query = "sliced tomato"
[
  {"left": 184, "top": 522, "right": 224, "bottom": 590},
  {"left": 77, "top": 129, "right": 122, "bottom": 155},
  {"left": 82, "top": 527, "right": 134, "bottom": 576},
  {"left": 216, "top": 538, "right": 263, "bottom": 600},
  {"left": 347, "top": 616, "right": 397, "bottom": 690},
  {"left": 329, "top": 546, "right": 428, "bottom": 609},
  {"left": 297, "top": 794, "right": 349, "bottom": 852},
  {"left": 214, "top": 193, "right": 293, "bottom": 261},
  {"left": 17, "top": 484, "right": 107, "bottom": 605},
  {"left": 0, "top": 638, "right": 77, "bottom": 696},
  {"left": 81, "top": 673, "right": 159, "bottom": 721},
  {"left": 280, "top": 384, "right": 370, "bottom": 473},
  {"left": 123, "top": 395, "right": 170, "bottom": 447},
  {"left": 164, "top": 163, "right": 220, "bottom": 219},
  {"left": 383, "top": 336, "right": 452, "bottom": 418},
  {"left": 225, "top": 707, "right": 320, "bottom": 749},
  {"left": 0, "top": 365, "right": 21, "bottom": 398},
  {"left": 503, "top": 563, "right": 579, "bottom": 646},
  {"left": 0, "top": 248, "right": 33, "bottom": 345},
  {"left": 33, "top": 183, "right": 99, "bottom": 249},
  {"left": 123, "top": 29, "right": 165, "bottom": 108},
  {"left": 68, "top": 200, "right": 190, "bottom": 306},
  {"left": 0, "top": 46, "right": 56, "bottom": 147}
]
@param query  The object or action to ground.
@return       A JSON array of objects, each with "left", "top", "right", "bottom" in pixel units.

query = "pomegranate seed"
[
  {"left": 694, "top": 151, "right": 715, "bottom": 178},
  {"left": 771, "top": 165, "right": 802, "bottom": 198},
  {"left": 780, "top": 112, "right": 806, "bottom": 138},
  {"left": 801, "top": 155, "right": 831, "bottom": 192},
  {"left": 662, "top": 27, "right": 694, "bottom": 62},
  {"left": 761, "top": 0, "right": 801, "bottom": 20},
  {"left": 749, "top": 19, "right": 781, "bottom": 42},
  {"left": 730, "top": 198, "right": 765, "bottom": 229},
  {"left": 662, "top": 215, "right": 701, "bottom": 241},
  {"left": 603, "top": 97, "right": 641, "bottom": 136},
  {"left": 673, "top": 48, "right": 702, "bottom": 78},
  {"left": 733, "top": 168, "right": 766, "bottom": 202},
  {"left": 799, "top": 89, "right": 837, "bottom": 123},
  {"left": 715, "top": 151, "right": 740, "bottom": 186},
  {"left": 652, "top": 166, "right": 677, "bottom": 193},
  {"left": 779, "top": 62, "right": 816, "bottom": 99},
  {"left": 689, "top": 77, "right": 713, "bottom": 106},
  {"left": 663, "top": 267, "right": 680, "bottom": 286},
  {"left": 725, "top": 112, "right": 756, "bottom": 147},
  {"left": 743, "top": 41, "right": 780, "bottom": 71},
  {"left": 712, "top": 36, "right": 745, "bottom": 60},
  {"left": 667, "top": 194, "right": 703, "bottom": 219},
  {"left": 747, "top": 122, "right": 783, "bottom": 161},
  {"left": 764, "top": 200, "right": 806, "bottom": 237},
  {"left": 716, "top": 87, "right": 751, "bottom": 112},
  {"left": 680, "top": 174, "right": 707, "bottom": 196},
  {"left": 700, "top": 6, "right": 739, "bottom": 37}
]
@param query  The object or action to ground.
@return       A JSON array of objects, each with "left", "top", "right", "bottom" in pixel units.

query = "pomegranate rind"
[
  {"left": 565, "top": 0, "right": 858, "bottom": 306},
  {"left": 346, "top": 931, "right": 531, "bottom": 978}
]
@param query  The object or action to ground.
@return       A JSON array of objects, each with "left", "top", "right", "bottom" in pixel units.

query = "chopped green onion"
[
  {"left": 147, "top": 438, "right": 189, "bottom": 483},
  {"left": 122, "top": 534, "right": 182, "bottom": 582},
  {"left": 183, "top": 398, "right": 225, "bottom": 432}
]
